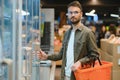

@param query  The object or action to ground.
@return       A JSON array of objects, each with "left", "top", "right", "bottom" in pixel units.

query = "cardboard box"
[
  {"left": 100, "top": 50, "right": 120, "bottom": 70},
  {"left": 112, "top": 57, "right": 120, "bottom": 70},
  {"left": 100, "top": 50, "right": 113, "bottom": 62},
  {"left": 112, "top": 70, "right": 120, "bottom": 80},
  {"left": 106, "top": 42, "right": 113, "bottom": 56},
  {"left": 107, "top": 43, "right": 120, "bottom": 57},
  {"left": 100, "top": 39, "right": 108, "bottom": 52}
]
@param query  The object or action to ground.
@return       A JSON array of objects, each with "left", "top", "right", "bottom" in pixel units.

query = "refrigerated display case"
[
  {"left": 0, "top": 0, "right": 56, "bottom": 80},
  {"left": 0, "top": 0, "right": 41, "bottom": 80}
]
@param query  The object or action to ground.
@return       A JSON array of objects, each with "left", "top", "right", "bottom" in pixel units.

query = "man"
[{"left": 39, "top": 1, "right": 99, "bottom": 80}]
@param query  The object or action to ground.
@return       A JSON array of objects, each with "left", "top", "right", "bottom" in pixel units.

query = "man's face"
[{"left": 67, "top": 6, "right": 82, "bottom": 25}]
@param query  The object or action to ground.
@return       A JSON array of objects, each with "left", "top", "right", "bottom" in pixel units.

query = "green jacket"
[{"left": 47, "top": 24, "right": 99, "bottom": 80}]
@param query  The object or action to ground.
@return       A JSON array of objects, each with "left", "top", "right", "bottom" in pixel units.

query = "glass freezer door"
[
  {"left": 0, "top": 0, "right": 14, "bottom": 80},
  {"left": 0, "top": 0, "right": 41, "bottom": 80}
]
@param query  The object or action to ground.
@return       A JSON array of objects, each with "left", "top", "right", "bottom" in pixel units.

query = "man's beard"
[
  {"left": 71, "top": 19, "right": 80, "bottom": 24},
  {"left": 70, "top": 17, "right": 80, "bottom": 24}
]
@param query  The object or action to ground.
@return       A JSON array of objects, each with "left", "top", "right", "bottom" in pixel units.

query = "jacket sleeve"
[
  {"left": 47, "top": 46, "right": 64, "bottom": 61},
  {"left": 79, "top": 30, "right": 100, "bottom": 65}
]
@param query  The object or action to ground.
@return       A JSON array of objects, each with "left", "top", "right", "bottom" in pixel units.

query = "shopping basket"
[{"left": 74, "top": 57, "right": 113, "bottom": 80}]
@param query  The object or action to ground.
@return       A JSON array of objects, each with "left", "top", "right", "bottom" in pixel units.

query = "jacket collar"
[{"left": 70, "top": 23, "right": 84, "bottom": 31}]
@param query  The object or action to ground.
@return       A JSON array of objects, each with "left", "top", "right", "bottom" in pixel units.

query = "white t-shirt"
[{"left": 65, "top": 29, "right": 75, "bottom": 77}]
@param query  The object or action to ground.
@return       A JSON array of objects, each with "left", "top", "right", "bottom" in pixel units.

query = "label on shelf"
[
  {"left": 117, "top": 46, "right": 120, "bottom": 54},
  {"left": 118, "top": 59, "right": 120, "bottom": 65}
]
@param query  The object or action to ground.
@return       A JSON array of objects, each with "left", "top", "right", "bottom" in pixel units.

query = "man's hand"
[
  {"left": 71, "top": 61, "right": 81, "bottom": 71},
  {"left": 38, "top": 49, "right": 48, "bottom": 60}
]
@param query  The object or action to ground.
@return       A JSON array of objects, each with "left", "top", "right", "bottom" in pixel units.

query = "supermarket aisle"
[{"left": 55, "top": 66, "right": 61, "bottom": 80}]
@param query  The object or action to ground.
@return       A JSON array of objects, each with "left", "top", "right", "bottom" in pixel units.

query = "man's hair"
[{"left": 67, "top": 1, "right": 82, "bottom": 11}]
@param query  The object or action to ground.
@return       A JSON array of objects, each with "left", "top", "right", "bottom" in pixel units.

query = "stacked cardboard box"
[
  {"left": 100, "top": 39, "right": 120, "bottom": 80},
  {"left": 100, "top": 39, "right": 108, "bottom": 52}
]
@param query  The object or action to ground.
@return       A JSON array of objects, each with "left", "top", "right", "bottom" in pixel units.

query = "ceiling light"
[
  {"left": 89, "top": 9, "right": 95, "bottom": 14},
  {"left": 85, "top": 13, "right": 97, "bottom": 16},
  {"left": 85, "top": 9, "right": 96, "bottom": 16},
  {"left": 110, "top": 14, "right": 119, "bottom": 18}
]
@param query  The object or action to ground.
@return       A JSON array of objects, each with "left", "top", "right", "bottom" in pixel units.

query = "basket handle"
[{"left": 93, "top": 57, "right": 102, "bottom": 67}]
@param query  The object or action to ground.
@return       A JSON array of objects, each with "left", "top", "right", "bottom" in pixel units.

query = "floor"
[{"left": 55, "top": 66, "right": 61, "bottom": 80}]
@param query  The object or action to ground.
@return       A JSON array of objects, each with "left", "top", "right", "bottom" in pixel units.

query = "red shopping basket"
[{"left": 74, "top": 59, "right": 113, "bottom": 80}]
